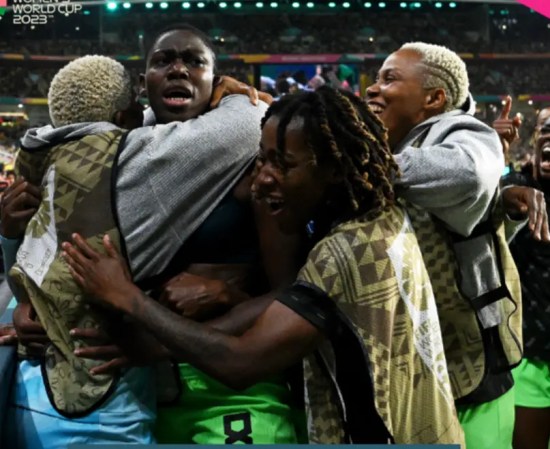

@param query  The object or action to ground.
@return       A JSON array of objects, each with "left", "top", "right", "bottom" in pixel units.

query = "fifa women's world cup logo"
[{"left": 4, "top": 0, "right": 82, "bottom": 26}]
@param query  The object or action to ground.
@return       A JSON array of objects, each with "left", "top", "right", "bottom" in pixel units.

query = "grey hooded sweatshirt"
[
  {"left": 393, "top": 109, "right": 504, "bottom": 237},
  {"left": 20, "top": 95, "right": 267, "bottom": 281}
]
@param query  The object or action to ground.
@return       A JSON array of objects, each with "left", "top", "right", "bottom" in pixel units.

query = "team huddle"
[{"left": 0, "top": 22, "right": 548, "bottom": 449}]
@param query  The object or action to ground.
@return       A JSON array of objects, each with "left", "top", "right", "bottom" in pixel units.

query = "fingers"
[
  {"left": 14, "top": 306, "right": 48, "bottom": 336},
  {"left": 527, "top": 191, "right": 541, "bottom": 239},
  {"left": 209, "top": 89, "right": 224, "bottom": 109},
  {"left": 258, "top": 91, "right": 274, "bottom": 106},
  {"left": 74, "top": 344, "right": 122, "bottom": 360},
  {"left": 67, "top": 264, "right": 86, "bottom": 287},
  {"left": 0, "top": 325, "right": 17, "bottom": 345},
  {"left": 71, "top": 233, "right": 100, "bottom": 261},
  {"left": 531, "top": 191, "right": 548, "bottom": 242},
  {"left": 70, "top": 327, "right": 109, "bottom": 341},
  {"left": 505, "top": 197, "right": 528, "bottom": 216},
  {"left": 3, "top": 179, "right": 41, "bottom": 207},
  {"left": 90, "top": 356, "right": 129, "bottom": 376},
  {"left": 0, "top": 334, "right": 17, "bottom": 345},
  {"left": 62, "top": 242, "right": 89, "bottom": 274},
  {"left": 102, "top": 235, "right": 118, "bottom": 259},
  {"left": 540, "top": 208, "right": 550, "bottom": 243},
  {"left": 499, "top": 95, "right": 512, "bottom": 120},
  {"left": 247, "top": 87, "right": 259, "bottom": 106},
  {"left": 493, "top": 121, "right": 518, "bottom": 139}
]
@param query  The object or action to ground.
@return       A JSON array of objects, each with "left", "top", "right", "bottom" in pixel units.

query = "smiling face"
[
  {"left": 252, "top": 116, "right": 336, "bottom": 234},
  {"left": 365, "top": 49, "right": 438, "bottom": 150},
  {"left": 143, "top": 29, "right": 215, "bottom": 124}
]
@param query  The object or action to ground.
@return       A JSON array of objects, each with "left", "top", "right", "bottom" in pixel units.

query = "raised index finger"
[{"left": 499, "top": 95, "right": 512, "bottom": 120}]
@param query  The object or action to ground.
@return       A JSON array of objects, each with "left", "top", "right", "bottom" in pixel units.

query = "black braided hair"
[{"left": 261, "top": 86, "right": 399, "bottom": 223}]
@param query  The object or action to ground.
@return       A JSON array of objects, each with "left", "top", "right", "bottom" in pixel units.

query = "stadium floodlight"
[
  {"left": 160, "top": 2, "right": 168, "bottom": 8},
  {"left": 413, "top": 2, "right": 420, "bottom": 7},
  {"left": 292, "top": 1, "right": 299, "bottom": 7},
  {"left": 182, "top": 1, "right": 191, "bottom": 7},
  {"left": 197, "top": 1, "right": 205, "bottom": 6},
  {"left": 122, "top": 2, "right": 131, "bottom": 8},
  {"left": 343, "top": 1, "right": 350, "bottom": 7},
  {"left": 83, "top": 9, "right": 91, "bottom": 14},
  {"left": 363, "top": 1, "right": 371, "bottom": 6},
  {"left": 270, "top": 1, "right": 278, "bottom": 7},
  {"left": 378, "top": 2, "right": 386, "bottom": 7},
  {"left": 256, "top": 1, "right": 263, "bottom": 6},
  {"left": 306, "top": 1, "right": 313, "bottom": 6},
  {"left": 329, "top": 1, "right": 336, "bottom": 6},
  {"left": 107, "top": 2, "right": 117, "bottom": 10},
  {"left": 400, "top": 2, "right": 406, "bottom": 7},
  {"left": 435, "top": 2, "right": 442, "bottom": 7},
  {"left": 145, "top": 2, "right": 153, "bottom": 8},
  {"left": 219, "top": 1, "right": 227, "bottom": 7},
  {"left": 18, "top": 104, "right": 24, "bottom": 109},
  {"left": 528, "top": 100, "right": 534, "bottom": 105},
  {"left": 234, "top": 1, "right": 242, "bottom": 7},
  {"left": 449, "top": 2, "right": 456, "bottom": 7}
]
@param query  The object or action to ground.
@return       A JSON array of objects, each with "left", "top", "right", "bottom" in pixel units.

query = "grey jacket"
[
  {"left": 21, "top": 95, "right": 267, "bottom": 281},
  {"left": 394, "top": 109, "right": 504, "bottom": 236},
  {"left": 394, "top": 109, "right": 518, "bottom": 340}
]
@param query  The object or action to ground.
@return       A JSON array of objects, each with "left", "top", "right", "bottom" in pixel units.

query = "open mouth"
[
  {"left": 265, "top": 197, "right": 285, "bottom": 214},
  {"left": 163, "top": 87, "right": 192, "bottom": 107},
  {"left": 367, "top": 102, "right": 384, "bottom": 115},
  {"left": 540, "top": 141, "right": 550, "bottom": 171}
]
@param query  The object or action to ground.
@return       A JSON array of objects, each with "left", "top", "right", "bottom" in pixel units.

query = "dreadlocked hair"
[{"left": 261, "top": 86, "right": 399, "bottom": 222}]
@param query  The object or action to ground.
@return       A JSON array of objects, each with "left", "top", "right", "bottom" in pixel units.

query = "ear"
[{"left": 425, "top": 87, "right": 447, "bottom": 113}]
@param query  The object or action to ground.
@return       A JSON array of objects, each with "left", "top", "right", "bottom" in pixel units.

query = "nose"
[
  {"left": 365, "top": 81, "right": 380, "bottom": 99},
  {"left": 251, "top": 163, "right": 276, "bottom": 198},
  {"left": 167, "top": 59, "right": 189, "bottom": 79}
]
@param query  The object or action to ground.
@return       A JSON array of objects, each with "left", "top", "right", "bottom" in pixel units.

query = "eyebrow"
[
  {"left": 151, "top": 48, "right": 209, "bottom": 59},
  {"left": 379, "top": 67, "right": 399, "bottom": 76}
]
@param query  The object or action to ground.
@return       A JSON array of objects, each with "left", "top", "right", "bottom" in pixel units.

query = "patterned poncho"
[
  {"left": 10, "top": 129, "right": 126, "bottom": 416},
  {"left": 405, "top": 199, "right": 522, "bottom": 401},
  {"left": 283, "top": 205, "right": 464, "bottom": 445}
]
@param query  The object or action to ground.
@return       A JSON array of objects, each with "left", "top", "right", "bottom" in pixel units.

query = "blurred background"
[{"left": 0, "top": 0, "right": 547, "bottom": 171}]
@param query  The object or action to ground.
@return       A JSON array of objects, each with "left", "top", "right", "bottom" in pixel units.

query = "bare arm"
[
  {"left": 125, "top": 291, "right": 322, "bottom": 389},
  {"left": 62, "top": 234, "right": 322, "bottom": 389}
]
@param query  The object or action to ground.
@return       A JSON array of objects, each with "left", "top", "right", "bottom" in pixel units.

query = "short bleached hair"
[
  {"left": 400, "top": 42, "right": 469, "bottom": 112},
  {"left": 48, "top": 55, "right": 132, "bottom": 127}
]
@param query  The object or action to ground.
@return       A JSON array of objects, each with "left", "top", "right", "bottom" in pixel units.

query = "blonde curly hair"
[
  {"left": 401, "top": 42, "right": 469, "bottom": 112},
  {"left": 48, "top": 55, "right": 132, "bottom": 127}
]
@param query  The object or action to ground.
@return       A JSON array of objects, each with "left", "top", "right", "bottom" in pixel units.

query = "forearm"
[
  {"left": 122, "top": 288, "right": 258, "bottom": 388},
  {"left": 206, "top": 295, "right": 274, "bottom": 336}
]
